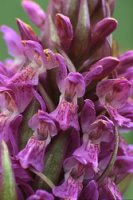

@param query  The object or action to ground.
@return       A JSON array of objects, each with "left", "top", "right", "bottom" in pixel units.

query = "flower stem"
[
  {"left": 97, "top": 127, "right": 119, "bottom": 184},
  {"left": 30, "top": 168, "right": 55, "bottom": 189},
  {"left": 38, "top": 83, "right": 55, "bottom": 112}
]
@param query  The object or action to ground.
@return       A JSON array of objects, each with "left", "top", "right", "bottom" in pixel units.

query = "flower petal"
[
  {"left": 16, "top": 18, "right": 38, "bottom": 41},
  {"left": 17, "top": 136, "right": 48, "bottom": 171},
  {"left": 0, "top": 26, "right": 24, "bottom": 57},
  {"left": 56, "top": 13, "right": 73, "bottom": 52},
  {"left": 80, "top": 99, "right": 96, "bottom": 134},
  {"left": 97, "top": 78, "right": 131, "bottom": 109},
  {"left": 27, "top": 189, "right": 54, "bottom": 200},
  {"left": 22, "top": 0, "right": 46, "bottom": 29}
]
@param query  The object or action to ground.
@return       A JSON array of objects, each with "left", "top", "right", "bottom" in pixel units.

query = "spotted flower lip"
[
  {"left": 50, "top": 98, "right": 80, "bottom": 131},
  {"left": 52, "top": 174, "right": 83, "bottom": 200},
  {"left": 17, "top": 110, "right": 57, "bottom": 171},
  {"left": 73, "top": 141, "right": 99, "bottom": 173},
  {"left": 17, "top": 135, "right": 48, "bottom": 171},
  {"left": 51, "top": 72, "right": 85, "bottom": 131},
  {"left": 1, "top": 0, "right": 133, "bottom": 199}
]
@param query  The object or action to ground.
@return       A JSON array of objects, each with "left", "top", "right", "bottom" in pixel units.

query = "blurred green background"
[{"left": 0, "top": 0, "right": 133, "bottom": 199}]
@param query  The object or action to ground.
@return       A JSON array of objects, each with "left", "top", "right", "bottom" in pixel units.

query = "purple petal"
[
  {"left": 8, "top": 115, "right": 22, "bottom": 155},
  {"left": 118, "top": 50, "right": 133, "bottom": 73},
  {"left": 84, "top": 65, "right": 103, "bottom": 86},
  {"left": 88, "top": 117, "right": 115, "bottom": 143},
  {"left": 96, "top": 78, "right": 131, "bottom": 109},
  {"left": 43, "top": 49, "right": 62, "bottom": 70},
  {"left": 52, "top": 175, "right": 82, "bottom": 200},
  {"left": 84, "top": 57, "right": 119, "bottom": 86},
  {"left": 27, "top": 189, "right": 54, "bottom": 200},
  {"left": 73, "top": 141, "right": 99, "bottom": 172},
  {"left": 66, "top": 129, "right": 81, "bottom": 157},
  {"left": 7, "top": 63, "right": 44, "bottom": 113},
  {"left": 118, "top": 100, "right": 133, "bottom": 124},
  {"left": 17, "top": 136, "right": 48, "bottom": 171},
  {"left": 33, "top": 89, "right": 46, "bottom": 111},
  {"left": 79, "top": 180, "right": 99, "bottom": 200},
  {"left": 29, "top": 110, "right": 57, "bottom": 138},
  {"left": 118, "top": 136, "right": 133, "bottom": 157},
  {"left": 99, "top": 178, "right": 122, "bottom": 200},
  {"left": 80, "top": 99, "right": 96, "bottom": 134},
  {"left": 107, "top": 106, "right": 133, "bottom": 129},
  {"left": 63, "top": 156, "right": 79, "bottom": 173},
  {"left": 50, "top": 98, "right": 79, "bottom": 131},
  {"left": 0, "top": 87, "right": 17, "bottom": 114},
  {"left": 16, "top": 18, "right": 38, "bottom": 41},
  {"left": 17, "top": 181, "right": 34, "bottom": 200},
  {"left": 22, "top": 0, "right": 46, "bottom": 29},
  {"left": 63, "top": 72, "right": 85, "bottom": 98},
  {"left": 0, "top": 26, "right": 24, "bottom": 57},
  {"left": 56, "top": 54, "right": 67, "bottom": 92},
  {"left": 0, "top": 115, "right": 22, "bottom": 155},
  {"left": 56, "top": 13, "right": 73, "bottom": 52},
  {"left": 12, "top": 158, "right": 32, "bottom": 182},
  {"left": 91, "top": 56, "right": 119, "bottom": 74},
  {"left": 91, "top": 17, "right": 117, "bottom": 45},
  {"left": 8, "top": 66, "right": 38, "bottom": 86},
  {"left": 115, "top": 156, "right": 133, "bottom": 176},
  {"left": 22, "top": 40, "right": 46, "bottom": 73}
]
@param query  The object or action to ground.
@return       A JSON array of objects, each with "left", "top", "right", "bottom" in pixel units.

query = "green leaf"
[
  {"left": 0, "top": 141, "right": 17, "bottom": 200},
  {"left": 20, "top": 98, "right": 40, "bottom": 149},
  {"left": 37, "top": 131, "right": 70, "bottom": 190}
]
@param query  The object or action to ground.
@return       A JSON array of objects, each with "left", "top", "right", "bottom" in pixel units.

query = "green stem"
[
  {"left": 20, "top": 99, "right": 40, "bottom": 149},
  {"left": 38, "top": 83, "right": 55, "bottom": 112},
  {"left": 97, "top": 127, "right": 119, "bottom": 184},
  {"left": 30, "top": 168, "right": 55, "bottom": 189}
]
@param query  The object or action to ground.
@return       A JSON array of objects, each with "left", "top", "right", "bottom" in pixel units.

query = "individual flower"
[
  {"left": 51, "top": 72, "right": 85, "bottom": 130},
  {"left": 17, "top": 110, "right": 57, "bottom": 171}
]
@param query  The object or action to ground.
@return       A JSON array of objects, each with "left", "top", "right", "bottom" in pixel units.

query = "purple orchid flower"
[{"left": 0, "top": 0, "right": 133, "bottom": 200}]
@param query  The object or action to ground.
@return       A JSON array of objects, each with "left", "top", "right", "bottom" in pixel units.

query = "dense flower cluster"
[{"left": 0, "top": 0, "right": 133, "bottom": 199}]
